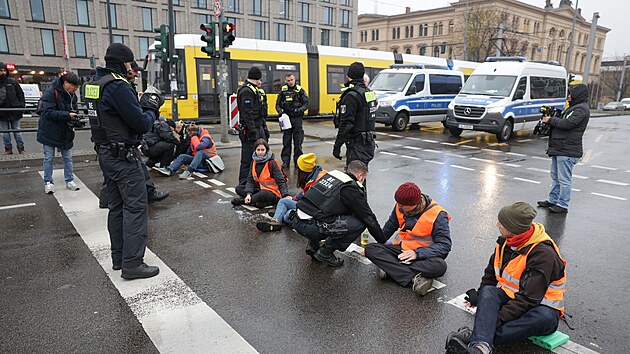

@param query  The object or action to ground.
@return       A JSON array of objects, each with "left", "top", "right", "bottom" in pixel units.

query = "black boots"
[
  {"left": 313, "top": 246, "right": 344, "bottom": 267},
  {"left": 121, "top": 263, "right": 160, "bottom": 279},
  {"left": 305, "top": 240, "right": 320, "bottom": 257},
  {"left": 148, "top": 190, "right": 170, "bottom": 204},
  {"left": 231, "top": 197, "right": 245, "bottom": 206},
  {"left": 256, "top": 220, "right": 283, "bottom": 232}
]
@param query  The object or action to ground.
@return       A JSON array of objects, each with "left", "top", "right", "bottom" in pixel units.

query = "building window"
[
  {"left": 0, "top": 25, "right": 8, "bottom": 53},
  {"left": 199, "top": 14, "right": 211, "bottom": 26},
  {"left": 322, "top": 6, "right": 333, "bottom": 26},
  {"left": 340, "top": 31, "right": 349, "bottom": 48},
  {"left": 419, "top": 45, "right": 426, "bottom": 55},
  {"left": 254, "top": 20, "right": 266, "bottom": 39},
  {"left": 433, "top": 45, "right": 440, "bottom": 57},
  {"left": 113, "top": 35, "right": 123, "bottom": 44},
  {"left": 300, "top": 3, "right": 309, "bottom": 22},
  {"left": 76, "top": 0, "right": 89, "bottom": 25},
  {"left": 340, "top": 0, "right": 351, "bottom": 5},
  {"left": 405, "top": 26, "right": 409, "bottom": 38},
  {"left": 422, "top": 24, "right": 428, "bottom": 37},
  {"left": 405, "top": 48, "right": 411, "bottom": 54},
  {"left": 276, "top": 23, "right": 286, "bottom": 41},
  {"left": 194, "top": 0, "right": 207, "bottom": 8},
  {"left": 106, "top": 3, "right": 117, "bottom": 29},
  {"left": 30, "top": 0, "right": 44, "bottom": 22},
  {"left": 281, "top": 0, "right": 289, "bottom": 20},
  {"left": 438, "top": 22, "right": 443, "bottom": 35},
  {"left": 142, "top": 8, "right": 152, "bottom": 31},
  {"left": 392, "top": 28, "right": 395, "bottom": 39},
  {"left": 0, "top": 0, "right": 9, "bottom": 18},
  {"left": 303, "top": 26, "right": 312, "bottom": 45},
  {"left": 341, "top": 10, "right": 350, "bottom": 28},
  {"left": 449, "top": 20, "right": 454, "bottom": 33},
  {"left": 228, "top": 0, "right": 240, "bottom": 13},
  {"left": 371, "top": 30, "right": 374, "bottom": 41},
  {"left": 396, "top": 27, "right": 400, "bottom": 39},
  {"left": 252, "top": 0, "right": 262, "bottom": 16},
  {"left": 321, "top": 29, "right": 330, "bottom": 45},
  {"left": 376, "top": 29, "right": 379, "bottom": 40},
  {"left": 409, "top": 26, "right": 414, "bottom": 37},
  {"left": 41, "top": 29, "right": 55, "bottom": 55},
  {"left": 73, "top": 32, "right": 86, "bottom": 57},
  {"left": 139, "top": 37, "right": 149, "bottom": 59}
]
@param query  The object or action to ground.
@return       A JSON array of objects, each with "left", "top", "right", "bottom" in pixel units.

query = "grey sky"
[{"left": 358, "top": 0, "right": 628, "bottom": 58}]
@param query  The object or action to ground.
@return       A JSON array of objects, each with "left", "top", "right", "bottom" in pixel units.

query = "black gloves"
[
  {"left": 332, "top": 145, "right": 342, "bottom": 160},
  {"left": 464, "top": 288, "right": 479, "bottom": 306},
  {"left": 140, "top": 92, "right": 165, "bottom": 114}
]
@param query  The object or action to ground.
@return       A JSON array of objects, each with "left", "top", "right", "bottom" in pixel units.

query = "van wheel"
[
  {"left": 392, "top": 112, "right": 409, "bottom": 131},
  {"left": 496, "top": 120, "right": 513, "bottom": 142},
  {"left": 449, "top": 127, "right": 463, "bottom": 137}
]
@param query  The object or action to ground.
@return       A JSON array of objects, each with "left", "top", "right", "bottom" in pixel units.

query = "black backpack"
[{"left": 36, "top": 89, "right": 58, "bottom": 116}]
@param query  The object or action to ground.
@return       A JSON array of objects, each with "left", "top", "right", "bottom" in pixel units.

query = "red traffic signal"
[
  {"left": 221, "top": 22, "right": 235, "bottom": 48},
  {"left": 200, "top": 23, "right": 214, "bottom": 34},
  {"left": 223, "top": 23, "right": 235, "bottom": 33}
]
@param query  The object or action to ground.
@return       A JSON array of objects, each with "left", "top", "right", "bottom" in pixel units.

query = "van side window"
[
  {"left": 513, "top": 77, "right": 527, "bottom": 99},
  {"left": 530, "top": 76, "right": 566, "bottom": 99},
  {"left": 429, "top": 74, "right": 461, "bottom": 94},
  {"left": 414, "top": 74, "right": 425, "bottom": 93}
]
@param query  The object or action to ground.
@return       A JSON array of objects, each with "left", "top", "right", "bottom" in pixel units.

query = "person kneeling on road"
[
  {"left": 143, "top": 116, "right": 178, "bottom": 168},
  {"left": 286, "top": 160, "right": 385, "bottom": 267},
  {"left": 365, "top": 182, "right": 452, "bottom": 296},
  {"left": 256, "top": 152, "right": 327, "bottom": 232},
  {"left": 156, "top": 124, "right": 217, "bottom": 179},
  {"left": 445, "top": 202, "right": 566, "bottom": 354},
  {"left": 232, "top": 139, "right": 289, "bottom": 208}
]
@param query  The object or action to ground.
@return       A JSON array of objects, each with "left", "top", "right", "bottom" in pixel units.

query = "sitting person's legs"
[
  {"left": 185, "top": 150, "right": 210, "bottom": 172},
  {"left": 250, "top": 190, "right": 280, "bottom": 208},
  {"left": 168, "top": 153, "right": 193, "bottom": 173},
  {"left": 493, "top": 305, "right": 559, "bottom": 347},
  {"left": 470, "top": 286, "right": 511, "bottom": 349},
  {"left": 273, "top": 197, "right": 297, "bottom": 221}
]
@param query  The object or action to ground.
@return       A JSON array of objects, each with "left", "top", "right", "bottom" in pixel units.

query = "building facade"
[
  {"left": 357, "top": 0, "right": 609, "bottom": 82},
  {"left": 0, "top": 0, "right": 357, "bottom": 87}
]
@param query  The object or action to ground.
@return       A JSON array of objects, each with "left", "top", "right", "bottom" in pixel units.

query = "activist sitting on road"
[
  {"left": 232, "top": 139, "right": 289, "bottom": 208},
  {"left": 445, "top": 201, "right": 566, "bottom": 354},
  {"left": 155, "top": 124, "right": 217, "bottom": 179},
  {"left": 256, "top": 152, "right": 327, "bottom": 232},
  {"left": 173, "top": 120, "right": 191, "bottom": 158},
  {"left": 142, "top": 116, "right": 178, "bottom": 168},
  {"left": 365, "top": 182, "right": 452, "bottom": 296}
]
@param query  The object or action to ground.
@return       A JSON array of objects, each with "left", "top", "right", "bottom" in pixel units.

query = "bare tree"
[{"left": 600, "top": 56, "right": 630, "bottom": 101}]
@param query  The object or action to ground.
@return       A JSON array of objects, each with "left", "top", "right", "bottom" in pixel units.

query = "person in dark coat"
[
  {"left": 537, "top": 84, "right": 590, "bottom": 213},
  {"left": 142, "top": 117, "right": 178, "bottom": 168},
  {"left": 36, "top": 72, "right": 81, "bottom": 194},
  {"left": 0, "top": 62, "right": 26, "bottom": 154}
]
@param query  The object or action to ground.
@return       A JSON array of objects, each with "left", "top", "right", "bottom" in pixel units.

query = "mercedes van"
[
  {"left": 444, "top": 57, "right": 567, "bottom": 141},
  {"left": 371, "top": 64, "right": 464, "bottom": 131}
]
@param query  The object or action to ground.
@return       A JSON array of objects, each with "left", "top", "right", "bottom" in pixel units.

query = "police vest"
[
  {"left": 236, "top": 81, "right": 262, "bottom": 125},
  {"left": 302, "top": 169, "right": 328, "bottom": 194},
  {"left": 297, "top": 170, "right": 357, "bottom": 222},
  {"left": 252, "top": 160, "right": 282, "bottom": 197},
  {"left": 392, "top": 201, "right": 451, "bottom": 251},
  {"left": 259, "top": 87, "right": 268, "bottom": 119},
  {"left": 335, "top": 83, "right": 377, "bottom": 132},
  {"left": 84, "top": 72, "right": 136, "bottom": 144},
  {"left": 190, "top": 128, "right": 217, "bottom": 157},
  {"left": 281, "top": 84, "right": 304, "bottom": 115},
  {"left": 494, "top": 240, "right": 567, "bottom": 317}
]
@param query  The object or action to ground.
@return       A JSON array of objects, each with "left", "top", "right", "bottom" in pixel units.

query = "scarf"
[
  {"left": 506, "top": 225, "right": 535, "bottom": 248},
  {"left": 252, "top": 150, "right": 273, "bottom": 163}
]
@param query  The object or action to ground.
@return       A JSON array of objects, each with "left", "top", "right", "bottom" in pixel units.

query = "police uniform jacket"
[
  {"left": 333, "top": 80, "right": 376, "bottom": 149},
  {"left": 276, "top": 84, "right": 308, "bottom": 118},
  {"left": 237, "top": 81, "right": 264, "bottom": 140}
]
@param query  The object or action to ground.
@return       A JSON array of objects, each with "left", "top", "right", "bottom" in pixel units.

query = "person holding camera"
[
  {"left": 537, "top": 84, "right": 590, "bottom": 214},
  {"left": 37, "top": 71, "right": 81, "bottom": 194}
]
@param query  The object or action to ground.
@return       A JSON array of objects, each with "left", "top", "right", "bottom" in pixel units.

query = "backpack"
[
  {"left": 270, "top": 160, "right": 289, "bottom": 184},
  {"left": 36, "top": 89, "right": 58, "bottom": 116}
]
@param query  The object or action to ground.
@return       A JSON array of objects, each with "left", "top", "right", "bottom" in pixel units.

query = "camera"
[
  {"left": 68, "top": 110, "right": 86, "bottom": 129},
  {"left": 533, "top": 106, "right": 561, "bottom": 136}
]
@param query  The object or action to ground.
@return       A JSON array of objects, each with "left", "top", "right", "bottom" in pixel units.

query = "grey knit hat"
[{"left": 498, "top": 201, "right": 537, "bottom": 235}]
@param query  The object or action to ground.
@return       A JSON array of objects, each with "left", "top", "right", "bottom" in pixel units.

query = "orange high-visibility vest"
[
  {"left": 392, "top": 201, "right": 451, "bottom": 251},
  {"left": 303, "top": 169, "right": 328, "bottom": 194},
  {"left": 191, "top": 128, "right": 217, "bottom": 157},
  {"left": 252, "top": 160, "right": 282, "bottom": 197},
  {"left": 494, "top": 240, "right": 567, "bottom": 317}
]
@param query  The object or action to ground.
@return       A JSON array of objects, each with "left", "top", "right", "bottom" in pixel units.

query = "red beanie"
[{"left": 394, "top": 182, "right": 422, "bottom": 206}]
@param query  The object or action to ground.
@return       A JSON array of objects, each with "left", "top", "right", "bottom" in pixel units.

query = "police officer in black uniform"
[
  {"left": 333, "top": 62, "right": 377, "bottom": 168},
  {"left": 85, "top": 43, "right": 164, "bottom": 279},
  {"left": 256, "top": 81, "right": 270, "bottom": 141},
  {"left": 287, "top": 160, "right": 385, "bottom": 267},
  {"left": 236, "top": 66, "right": 266, "bottom": 185},
  {"left": 276, "top": 73, "right": 308, "bottom": 169}
]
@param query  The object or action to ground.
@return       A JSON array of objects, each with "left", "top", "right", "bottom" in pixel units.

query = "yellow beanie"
[{"left": 297, "top": 153, "right": 316, "bottom": 172}]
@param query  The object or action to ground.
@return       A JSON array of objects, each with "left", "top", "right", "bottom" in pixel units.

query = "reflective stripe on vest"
[
  {"left": 252, "top": 160, "right": 281, "bottom": 197},
  {"left": 494, "top": 240, "right": 567, "bottom": 317},
  {"left": 303, "top": 170, "right": 328, "bottom": 194},
  {"left": 392, "top": 201, "right": 450, "bottom": 251},
  {"left": 190, "top": 128, "right": 217, "bottom": 157}
]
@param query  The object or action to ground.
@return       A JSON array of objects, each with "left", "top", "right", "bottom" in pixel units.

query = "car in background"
[
  {"left": 19, "top": 84, "right": 41, "bottom": 112},
  {"left": 620, "top": 98, "right": 630, "bottom": 110},
  {"left": 602, "top": 102, "right": 625, "bottom": 111}
]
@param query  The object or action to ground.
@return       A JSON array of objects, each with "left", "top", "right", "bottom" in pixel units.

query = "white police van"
[
  {"left": 371, "top": 64, "right": 464, "bottom": 131},
  {"left": 444, "top": 57, "right": 567, "bottom": 142}
]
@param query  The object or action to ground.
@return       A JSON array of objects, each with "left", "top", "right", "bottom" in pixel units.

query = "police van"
[
  {"left": 444, "top": 57, "right": 567, "bottom": 142},
  {"left": 370, "top": 64, "right": 464, "bottom": 131}
]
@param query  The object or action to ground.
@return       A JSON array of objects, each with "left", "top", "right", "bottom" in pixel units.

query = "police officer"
[
  {"left": 287, "top": 160, "right": 385, "bottom": 267},
  {"left": 276, "top": 73, "right": 308, "bottom": 169},
  {"left": 236, "top": 66, "right": 266, "bottom": 185},
  {"left": 256, "top": 80, "right": 270, "bottom": 141},
  {"left": 333, "top": 62, "right": 377, "bottom": 168},
  {"left": 85, "top": 43, "right": 164, "bottom": 279}
]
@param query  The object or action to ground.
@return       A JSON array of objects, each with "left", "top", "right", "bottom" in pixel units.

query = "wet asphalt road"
[{"left": 1, "top": 116, "right": 629, "bottom": 353}]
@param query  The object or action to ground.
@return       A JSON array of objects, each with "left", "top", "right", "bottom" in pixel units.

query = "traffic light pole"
[
  {"left": 218, "top": 7, "right": 229, "bottom": 143},
  {"left": 168, "top": 0, "right": 179, "bottom": 121}
]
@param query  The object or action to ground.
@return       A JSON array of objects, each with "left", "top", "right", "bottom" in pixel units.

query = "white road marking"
[
  {"left": 225, "top": 187, "right": 237, "bottom": 194},
  {"left": 594, "top": 134, "right": 603, "bottom": 143},
  {"left": 482, "top": 148, "right": 502, "bottom": 154},
  {"left": 401, "top": 155, "right": 421, "bottom": 160},
  {"left": 242, "top": 205, "right": 258, "bottom": 211},
  {"left": 596, "top": 179, "right": 629, "bottom": 187},
  {"left": 403, "top": 146, "right": 422, "bottom": 150},
  {"left": 341, "top": 243, "right": 372, "bottom": 265},
  {"left": 441, "top": 142, "right": 458, "bottom": 146},
  {"left": 325, "top": 141, "right": 335, "bottom": 145},
  {"left": 425, "top": 160, "right": 445, "bottom": 165},
  {"left": 514, "top": 177, "right": 541, "bottom": 184},
  {"left": 591, "top": 165, "right": 618, "bottom": 171},
  {"left": 527, "top": 167, "right": 551, "bottom": 173},
  {"left": 208, "top": 179, "right": 225, "bottom": 186},
  {"left": 388, "top": 134, "right": 403, "bottom": 138},
  {"left": 590, "top": 193, "right": 627, "bottom": 201},
  {"left": 500, "top": 163, "right": 522, "bottom": 168},
  {"left": 517, "top": 139, "right": 533, "bottom": 142},
  {"left": 626, "top": 170, "right": 630, "bottom": 173},
  {"left": 388, "top": 143, "right": 403, "bottom": 147},
  {"left": 194, "top": 181, "right": 211, "bottom": 189},
  {"left": 41, "top": 170, "right": 258, "bottom": 353},
  {"left": 470, "top": 157, "right": 494, "bottom": 163},
  {"left": 422, "top": 139, "right": 439, "bottom": 143},
  {"left": 213, "top": 189, "right": 233, "bottom": 198},
  {"left": 572, "top": 189, "right": 581, "bottom": 192},
  {"left": 451, "top": 165, "right": 474, "bottom": 171},
  {"left": 573, "top": 175, "right": 589, "bottom": 180},
  {"left": 506, "top": 152, "right": 526, "bottom": 157},
  {"left": 446, "top": 153, "right": 467, "bottom": 158},
  {"left": 480, "top": 170, "right": 505, "bottom": 177},
  {"left": 531, "top": 156, "right": 550, "bottom": 161},
  {"left": 460, "top": 145, "right": 479, "bottom": 149},
  {"left": 375, "top": 132, "right": 388, "bottom": 136},
  {"left": 0, "top": 202, "right": 36, "bottom": 211},
  {"left": 407, "top": 137, "right": 421, "bottom": 141},
  {"left": 423, "top": 149, "right": 440, "bottom": 154},
  {"left": 380, "top": 151, "right": 398, "bottom": 156},
  {"left": 192, "top": 172, "right": 207, "bottom": 178}
]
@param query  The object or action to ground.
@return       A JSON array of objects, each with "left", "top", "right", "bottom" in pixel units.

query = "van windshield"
[
  {"left": 369, "top": 73, "right": 412, "bottom": 92},
  {"left": 460, "top": 75, "right": 517, "bottom": 97}
]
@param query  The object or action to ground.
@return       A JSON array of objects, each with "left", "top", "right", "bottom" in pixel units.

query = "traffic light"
[
  {"left": 200, "top": 22, "right": 216, "bottom": 57},
  {"left": 221, "top": 22, "right": 236, "bottom": 48},
  {"left": 153, "top": 25, "right": 169, "bottom": 62}
]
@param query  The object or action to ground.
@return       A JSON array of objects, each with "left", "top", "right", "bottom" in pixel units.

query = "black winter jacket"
[
  {"left": 36, "top": 79, "right": 78, "bottom": 150},
  {"left": 547, "top": 84, "right": 590, "bottom": 158},
  {"left": 0, "top": 76, "right": 25, "bottom": 121},
  {"left": 144, "top": 119, "right": 178, "bottom": 147}
]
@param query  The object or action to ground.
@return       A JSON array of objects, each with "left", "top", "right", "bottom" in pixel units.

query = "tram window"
[
  {"left": 236, "top": 61, "right": 268, "bottom": 88},
  {"left": 327, "top": 65, "right": 346, "bottom": 94},
  {"left": 270, "top": 63, "right": 300, "bottom": 93}
]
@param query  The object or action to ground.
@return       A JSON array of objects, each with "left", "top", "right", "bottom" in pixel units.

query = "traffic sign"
[{"left": 213, "top": 0, "right": 223, "bottom": 17}]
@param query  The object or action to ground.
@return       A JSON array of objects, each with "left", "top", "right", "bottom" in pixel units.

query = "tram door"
[{"left": 196, "top": 58, "right": 219, "bottom": 119}]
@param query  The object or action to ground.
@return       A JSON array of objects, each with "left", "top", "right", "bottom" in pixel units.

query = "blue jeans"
[
  {"left": 274, "top": 197, "right": 297, "bottom": 222},
  {"left": 168, "top": 150, "right": 210, "bottom": 173},
  {"left": 470, "top": 286, "right": 559, "bottom": 349},
  {"left": 548, "top": 156, "right": 579, "bottom": 209},
  {"left": 43, "top": 145, "right": 74, "bottom": 184},
  {"left": 0, "top": 118, "right": 24, "bottom": 148}
]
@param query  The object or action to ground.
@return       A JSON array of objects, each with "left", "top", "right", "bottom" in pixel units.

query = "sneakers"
[
  {"left": 154, "top": 167, "right": 173, "bottom": 176},
  {"left": 256, "top": 220, "right": 283, "bottom": 232},
  {"left": 411, "top": 273, "right": 433, "bottom": 296},
  {"left": 445, "top": 337, "right": 488, "bottom": 354},
  {"left": 549, "top": 205, "right": 568, "bottom": 214},
  {"left": 445, "top": 326, "right": 473, "bottom": 352},
  {"left": 66, "top": 181, "right": 80, "bottom": 191},
  {"left": 267, "top": 210, "right": 276, "bottom": 217},
  {"left": 45, "top": 182, "right": 55, "bottom": 194},
  {"left": 231, "top": 197, "right": 245, "bottom": 206},
  {"left": 179, "top": 170, "right": 192, "bottom": 179},
  {"left": 537, "top": 200, "right": 555, "bottom": 208},
  {"left": 313, "top": 247, "right": 344, "bottom": 267},
  {"left": 148, "top": 190, "right": 170, "bottom": 204},
  {"left": 121, "top": 263, "right": 160, "bottom": 280},
  {"left": 379, "top": 269, "right": 388, "bottom": 280}
]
